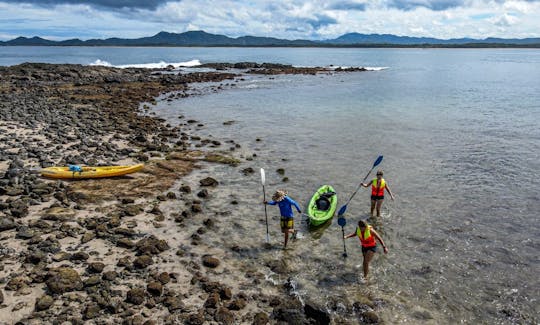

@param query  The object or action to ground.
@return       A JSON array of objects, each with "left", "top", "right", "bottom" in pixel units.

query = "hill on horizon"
[{"left": 1, "top": 30, "right": 539, "bottom": 47}]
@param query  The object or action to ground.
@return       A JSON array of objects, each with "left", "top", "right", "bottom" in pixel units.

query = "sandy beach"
[{"left": 0, "top": 63, "right": 365, "bottom": 324}]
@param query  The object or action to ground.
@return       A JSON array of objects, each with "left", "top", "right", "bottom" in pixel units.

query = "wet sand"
[{"left": 0, "top": 63, "right": 365, "bottom": 324}]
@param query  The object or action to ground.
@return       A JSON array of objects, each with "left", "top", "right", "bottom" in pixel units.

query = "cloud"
[
  {"left": 328, "top": 1, "right": 366, "bottom": 11},
  {"left": 491, "top": 12, "right": 519, "bottom": 26},
  {"left": 0, "top": 0, "right": 539, "bottom": 40},
  {"left": 0, "top": 0, "right": 170, "bottom": 10},
  {"left": 385, "top": 0, "right": 466, "bottom": 11}
]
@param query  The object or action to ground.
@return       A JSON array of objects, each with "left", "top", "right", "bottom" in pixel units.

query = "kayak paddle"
[
  {"left": 338, "top": 216, "right": 348, "bottom": 258},
  {"left": 337, "top": 155, "right": 383, "bottom": 217},
  {"left": 260, "top": 168, "right": 270, "bottom": 243}
]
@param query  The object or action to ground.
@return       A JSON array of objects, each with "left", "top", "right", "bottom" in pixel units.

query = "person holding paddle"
[
  {"left": 344, "top": 220, "right": 388, "bottom": 279},
  {"left": 361, "top": 169, "right": 394, "bottom": 218},
  {"left": 264, "top": 189, "right": 301, "bottom": 248}
]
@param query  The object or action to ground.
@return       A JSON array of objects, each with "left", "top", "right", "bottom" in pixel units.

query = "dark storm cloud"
[
  {"left": 303, "top": 14, "right": 338, "bottom": 29},
  {"left": 328, "top": 1, "right": 366, "bottom": 11},
  {"left": 0, "top": 0, "right": 172, "bottom": 10},
  {"left": 387, "top": 0, "right": 466, "bottom": 11}
]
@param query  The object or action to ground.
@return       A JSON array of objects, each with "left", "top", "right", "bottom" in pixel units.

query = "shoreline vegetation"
[
  {"left": 0, "top": 63, "right": 371, "bottom": 324},
  {"left": 1, "top": 30, "right": 539, "bottom": 48}
]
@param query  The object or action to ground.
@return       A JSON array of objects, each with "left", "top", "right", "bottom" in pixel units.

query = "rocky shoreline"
[{"left": 0, "top": 63, "right": 372, "bottom": 324}]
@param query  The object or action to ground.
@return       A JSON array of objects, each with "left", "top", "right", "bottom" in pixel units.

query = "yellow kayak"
[{"left": 41, "top": 164, "right": 144, "bottom": 179}]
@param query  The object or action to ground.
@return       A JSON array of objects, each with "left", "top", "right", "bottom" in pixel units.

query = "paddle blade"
[
  {"left": 337, "top": 217, "right": 347, "bottom": 227},
  {"left": 337, "top": 205, "right": 347, "bottom": 216},
  {"left": 373, "top": 155, "right": 383, "bottom": 168},
  {"left": 260, "top": 168, "right": 265, "bottom": 185}
]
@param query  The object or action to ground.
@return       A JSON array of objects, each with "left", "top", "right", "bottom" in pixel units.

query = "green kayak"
[{"left": 307, "top": 185, "right": 337, "bottom": 226}]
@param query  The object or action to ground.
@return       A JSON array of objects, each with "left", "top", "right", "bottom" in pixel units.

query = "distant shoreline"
[
  {"left": 2, "top": 30, "right": 539, "bottom": 48},
  {"left": 1, "top": 43, "right": 539, "bottom": 48}
]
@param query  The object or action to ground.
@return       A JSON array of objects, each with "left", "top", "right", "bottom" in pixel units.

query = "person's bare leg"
[
  {"left": 363, "top": 250, "right": 375, "bottom": 278},
  {"left": 375, "top": 199, "right": 384, "bottom": 217},
  {"left": 370, "top": 200, "right": 376, "bottom": 217},
  {"left": 283, "top": 230, "right": 289, "bottom": 248}
]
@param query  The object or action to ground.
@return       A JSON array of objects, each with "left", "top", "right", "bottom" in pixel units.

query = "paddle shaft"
[
  {"left": 341, "top": 226, "right": 348, "bottom": 257},
  {"left": 344, "top": 166, "right": 377, "bottom": 206},
  {"left": 262, "top": 184, "right": 269, "bottom": 242}
]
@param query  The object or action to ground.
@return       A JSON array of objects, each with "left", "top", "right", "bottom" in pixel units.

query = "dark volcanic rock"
[
  {"left": 179, "top": 185, "right": 191, "bottom": 193},
  {"left": 84, "top": 303, "right": 101, "bottom": 320},
  {"left": 204, "top": 292, "right": 220, "bottom": 309},
  {"left": 70, "top": 251, "right": 89, "bottom": 262},
  {"left": 0, "top": 217, "right": 17, "bottom": 231},
  {"left": 253, "top": 312, "right": 270, "bottom": 325},
  {"left": 5, "top": 276, "right": 29, "bottom": 291},
  {"left": 199, "top": 177, "right": 218, "bottom": 187},
  {"left": 133, "top": 255, "right": 154, "bottom": 269},
  {"left": 135, "top": 235, "right": 170, "bottom": 255},
  {"left": 147, "top": 281, "right": 163, "bottom": 296},
  {"left": 304, "top": 302, "right": 331, "bottom": 324},
  {"left": 361, "top": 311, "right": 380, "bottom": 323},
  {"left": 46, "top": 267, "right": 83, "bottom": 294},
  {"left": 126, "top": 288, "right": 146, "bottom": 305},
  {"left": 202, "top": 255, "right": 220, "bottom": 268},
  {"left": 35, "top": 295, "right": 54, "bottom": 311},
  {"left": 88, "top": 262, "right": 105, "bottom": 273},
  {"left": 41, "top": 207, "right": 76, "bottom": 221},
  {"left": 157, "top": 272, "right": 170, "bottom": 284},
  {"left": 215, "top": 307, "right": 235, "bottom": 324},
  {"left": 102, "top": 271, "right": 118, "bottom": 281},
  {"left": 227, "top": 298, "right": 247, "bottom": 311},
  {"left": 164, "top": 295, "right": 186, "bottom": 312},
  {"left": 241, "top": 167, "right": 254, "bottom": 175},
  {"left": 196, "top": 189, "right": 209, "bottom": 198}
]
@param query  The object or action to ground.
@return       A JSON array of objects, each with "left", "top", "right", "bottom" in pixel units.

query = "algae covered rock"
[{"left": 46, "top": 267, "right": 83, "bottom": 294}]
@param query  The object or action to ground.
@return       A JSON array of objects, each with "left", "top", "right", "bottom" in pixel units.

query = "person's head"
[
  {"left": 272, "top": 189, "right": 287, "bottom": 202},
  {"left": 358, "top": 220, "right": 368, "bottom": 229},
  {"left": 376, "top": 170, "right": 383, "bottom": 178}
]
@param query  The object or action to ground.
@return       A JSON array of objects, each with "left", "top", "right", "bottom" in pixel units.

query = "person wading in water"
[
  {"left": 361, "top": 169, "right": 394, "bottom": 218},
  {"left": 344, "top": 220, "right": 388, "bottom": 280},
  {"left": 264, "top": 190, "right": 301, "bottom": 248}
]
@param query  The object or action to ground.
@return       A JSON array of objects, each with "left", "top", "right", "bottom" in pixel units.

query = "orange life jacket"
[
  {"left": 356, "top": 226, "right": 376, "bottom": 247},
  {"left": 371, "top": 178, "right": 386, "bottom": 196}
]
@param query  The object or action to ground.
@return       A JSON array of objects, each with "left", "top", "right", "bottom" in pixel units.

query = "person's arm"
[
  {"left": 361, "top": 182, "right": 370, "bottom": 187},
  {"left": 371, "top": 229, "right": 388, "bottom": 253},
  {"left": 344, "top": 231, "right": 356, "bottom": 239},
  {"left": 288, "top": 197, "right": 302, "bottom": 213},
  {"left": 265, "top": 200, "right": 277, "bottom": 205},
  {"left": 385, "top": 184, "right": 395, "bottom": 200}
]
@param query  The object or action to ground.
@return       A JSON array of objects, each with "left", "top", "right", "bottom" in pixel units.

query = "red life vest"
[
  {"left": 356, "top": 226, "right": 376, "bottom": 247},
  {"left": 371, "top": 178, "right": 386, "bottom": 196}
]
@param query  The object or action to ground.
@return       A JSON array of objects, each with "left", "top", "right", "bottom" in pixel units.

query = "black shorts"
[
  {"left": 362, "top": 246, "right": 377, "bottom": 254},
  {"left": 280, "top": 217, "right": 294, "bottom": 230},
  {"left": 371, "top": 195, "right": 384, "bottom": 201}
]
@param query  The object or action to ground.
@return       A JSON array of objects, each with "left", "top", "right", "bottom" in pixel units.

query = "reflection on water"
[{"left": 152, "top": 49, "right": 540, "bottom": 324}]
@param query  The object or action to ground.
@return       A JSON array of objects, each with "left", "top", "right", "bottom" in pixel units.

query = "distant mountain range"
[{"left": 1, "top": 30, "right": 539, "bottom": 47}]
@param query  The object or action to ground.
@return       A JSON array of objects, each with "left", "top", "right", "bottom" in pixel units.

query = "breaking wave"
[{"left": 88, "top": 59, "right": 201, "bottom": 69}]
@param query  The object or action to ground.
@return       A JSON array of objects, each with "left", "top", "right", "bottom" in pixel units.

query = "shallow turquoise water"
[{"left": 151, "top": 48, "right": 539, "bottom": 324}]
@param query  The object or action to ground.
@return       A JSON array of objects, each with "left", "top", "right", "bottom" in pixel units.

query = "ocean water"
[{"left": 3, "top": 47, "right": 540, "bottom": 323}]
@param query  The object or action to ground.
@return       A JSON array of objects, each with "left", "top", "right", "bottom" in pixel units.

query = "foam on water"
[{"left": 88, "top": 59, "right": 201, "bottom": 69}]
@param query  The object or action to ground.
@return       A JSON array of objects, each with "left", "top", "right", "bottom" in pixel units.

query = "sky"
[{"left": 0, "top": 0, "right": 539, "bottom": 41}]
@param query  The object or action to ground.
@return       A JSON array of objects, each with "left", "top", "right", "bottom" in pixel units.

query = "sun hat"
[{"left": 272, "top": 189, "right": 287, "bottom": 202}]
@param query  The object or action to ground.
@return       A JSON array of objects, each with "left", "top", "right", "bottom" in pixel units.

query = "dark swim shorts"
[
  {"left": 280, "top": 217, "right": 294, "bottom": 230},
  {"left": 371, "top": 195, "right": 384, "bottom": 201},
  {"left": 362, "top": 246, "right": 377, "bottom": 254}
]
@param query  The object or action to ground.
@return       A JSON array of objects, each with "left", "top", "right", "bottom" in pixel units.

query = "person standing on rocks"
[
  {"left": 264, "top": 190, "right": 301, "bottom": 248},
  {"left": 344, "top": 220, "right": 388, "bottom": 280},
  {"left": 361, "top": 170, "right": 394, "bottom": 218}
]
